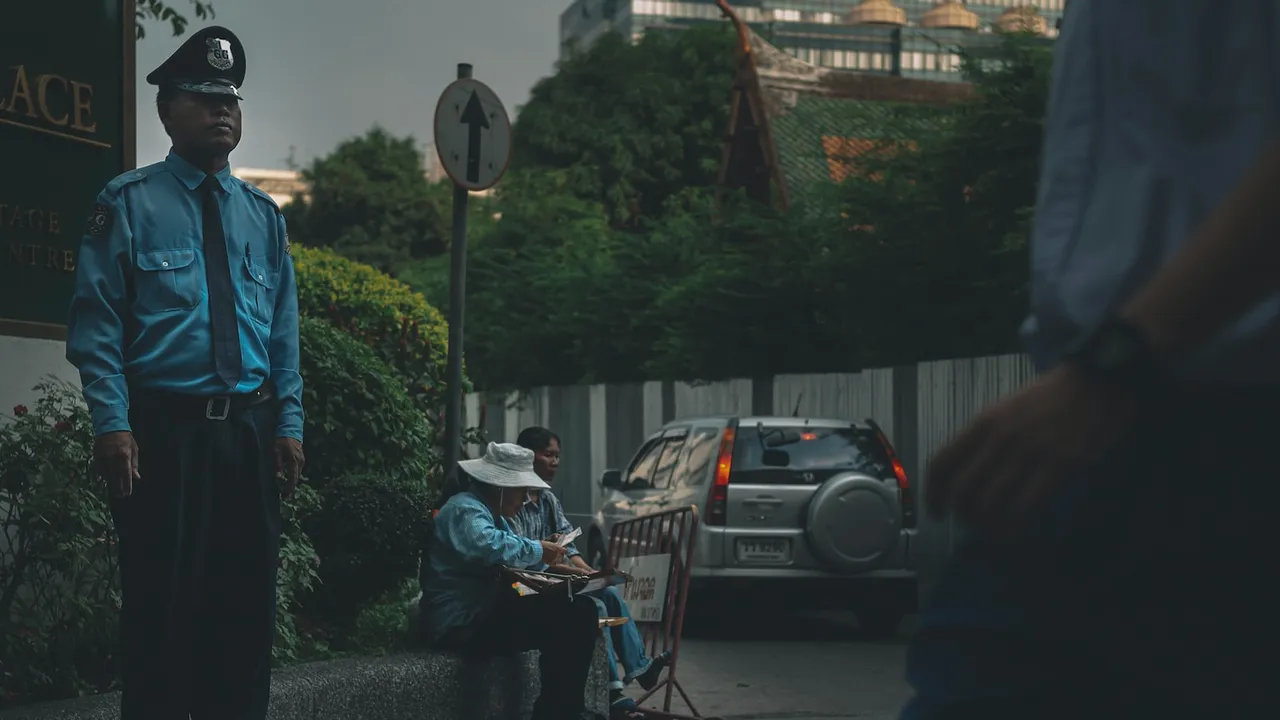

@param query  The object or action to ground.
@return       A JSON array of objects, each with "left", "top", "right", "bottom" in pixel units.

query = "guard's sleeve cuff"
[
  {"left": 90, "top": 405, "right": 131, "bottom": 436},
  {"left": 274, "top": 427, "right": 303, "bottom": 442}
]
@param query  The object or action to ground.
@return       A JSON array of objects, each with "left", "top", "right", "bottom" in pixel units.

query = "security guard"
[{"left": 66, "top": 26, "right": 304, "bottom": 720}]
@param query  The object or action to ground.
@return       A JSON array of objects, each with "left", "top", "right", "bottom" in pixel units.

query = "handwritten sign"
[{"left": 615, "top": 553, "right": 672, "bottom": 624}]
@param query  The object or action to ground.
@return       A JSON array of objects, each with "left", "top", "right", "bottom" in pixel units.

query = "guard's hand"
[
  {"left": 926, "top": 364, "right": 1134, "bottom": 535},
  {"left": 95, "top": 431, "right": 140, "bottom": 498},
  {"left": 539, "top": 541, "right": 569, "bottom": 567},
  {"left": 550, "top": 563, "right": 592, "bottom": 576},
  {"left": 274, "top": 437, "right": 305, "bottom": 499}
]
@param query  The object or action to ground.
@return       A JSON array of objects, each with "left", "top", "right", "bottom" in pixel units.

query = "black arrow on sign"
[{"left": 460, "top": 90, "right": 489, "bottom": 184}]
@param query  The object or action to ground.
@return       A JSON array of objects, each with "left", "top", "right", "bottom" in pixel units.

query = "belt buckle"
[{"left": 205, "top": 396, "right": 231, "bottom": 421}]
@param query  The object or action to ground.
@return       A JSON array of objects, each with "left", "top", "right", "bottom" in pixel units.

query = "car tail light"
[
  {"left": 706, "top": 426, "right": 736, "bottom": 526},
  {"left": 874, "top": 427, "right": 916, "bottom": 529}
]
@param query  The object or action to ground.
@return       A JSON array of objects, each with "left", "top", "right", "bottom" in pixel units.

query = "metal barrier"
[{"left": 606, "top": 506, "right": 711, "bottom": 720}]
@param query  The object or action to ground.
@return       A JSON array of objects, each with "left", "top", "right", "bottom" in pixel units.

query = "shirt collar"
[{"left": 165, "top": 149, "right": 233, "bottom": 193}]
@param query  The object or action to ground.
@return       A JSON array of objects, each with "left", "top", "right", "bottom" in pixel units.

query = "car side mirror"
[
  {"left": 761, "top": 449, "right": 791, "bottom": 467},
  {"left": 600, "top": 469, "right": 622, "bottom": 490}
]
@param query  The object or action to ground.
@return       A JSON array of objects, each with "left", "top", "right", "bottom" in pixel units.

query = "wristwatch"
[{"left": 1063, "top": 314, "right": 1164, "bottom": 389}]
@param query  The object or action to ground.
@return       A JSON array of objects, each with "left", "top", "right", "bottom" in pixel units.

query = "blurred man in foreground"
[{"left": 903, "top": 2, "right": 1280, "bottom": 717}]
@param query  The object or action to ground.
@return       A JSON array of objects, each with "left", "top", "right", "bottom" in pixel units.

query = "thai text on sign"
[{"left": 615, "top": 553, "right": 671, "bottom": 624}]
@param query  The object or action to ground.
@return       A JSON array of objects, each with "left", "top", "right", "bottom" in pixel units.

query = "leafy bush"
[
  {"left": 303, "top": 472, "right": 434, "bottom": 639},
  {"left": 273, "top": 484, "right": 321, "bottom": 666},
  {"left": 0, "top": 381, "right": 114, "bottom": 706},
  {"left": 293, "top": 244, "right": 459, "bottom": 415},
  {"left": 297, "top": 316, "right": 435, "bottom": 489},
  {"left": 295, "top": 317, "right": 436, "bottom": 641}
]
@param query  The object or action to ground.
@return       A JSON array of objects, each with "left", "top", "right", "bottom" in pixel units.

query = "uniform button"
[
  {"left": 161, "top": 261, "right": 169, "bottom": 267},
  {"left": 258, "top": 274, "right": 264, "bottom": 280}
]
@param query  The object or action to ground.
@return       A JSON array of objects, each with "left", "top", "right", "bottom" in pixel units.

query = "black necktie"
[{"left": 200, "top": 176, "right": 242, "bottom": 387}]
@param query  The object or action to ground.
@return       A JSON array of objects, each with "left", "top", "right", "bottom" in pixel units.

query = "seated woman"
[
  {"left": 514, "top": 426, "right": 672, "bottom": 713},
  {"left": 421, "top": 442, "right": 599, "bottom": 720}
]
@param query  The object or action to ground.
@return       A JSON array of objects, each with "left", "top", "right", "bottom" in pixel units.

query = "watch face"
[
  {"left": 1077, "top": 319, "right": 1152, "bottom": 377},
  {"left": 1095, "top": 332, "right": 1133, "bottom": 367}
]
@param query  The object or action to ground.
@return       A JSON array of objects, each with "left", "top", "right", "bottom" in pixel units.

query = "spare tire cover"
[{"left": 805, "top": 472, "right": 900, "bottom": 573}]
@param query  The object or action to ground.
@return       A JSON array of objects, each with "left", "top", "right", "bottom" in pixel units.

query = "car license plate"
[{"left": 735, "top": 538, "right": 791, "bottom": 563}]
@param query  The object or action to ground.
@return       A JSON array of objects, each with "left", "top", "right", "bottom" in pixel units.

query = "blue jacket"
[{"left": 421, "top": 490, "right": 542, "bottom": 642}]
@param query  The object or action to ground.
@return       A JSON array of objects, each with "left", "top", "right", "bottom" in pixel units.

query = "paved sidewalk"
[{"left": 652, "top": 613, "right": 913, "bottom": 720}]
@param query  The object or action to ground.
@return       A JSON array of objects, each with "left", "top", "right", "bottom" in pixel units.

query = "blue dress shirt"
[
  {"left": 421, "top": 490, "right": 543, "bottom": 642},
  {"left": 1022, "top": 0, "right": 1280, "bottom": 383},
  {"left": 66, "top": 150, "right": 303, "bottom": 439}
]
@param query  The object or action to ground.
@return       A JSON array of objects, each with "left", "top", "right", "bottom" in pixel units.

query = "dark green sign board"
[{"left": 0, "top": 0, "right": 135, "bottom": 339}]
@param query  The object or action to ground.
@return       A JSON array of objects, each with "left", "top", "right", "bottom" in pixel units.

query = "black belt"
[{"left": 131, "top": 382, "right": 275, "bottom": 422}]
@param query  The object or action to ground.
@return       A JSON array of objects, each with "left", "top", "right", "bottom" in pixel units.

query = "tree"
[
  {"left": 447, "top": 28, "right": 1054, "bottom": 390},
  {"left": 135, "top": 0, "right": 215, "bottom": 39},
  {"left": 283, "top": 128, "right": 451, "bottom": 274},
  {"left": 512, "top": 25, "right": 737, "bottom": 227},
  {"left": 824, "top": 33, "right": 1054, "bottom": 365},
  {"left": 462, "top": 168, "right": 621, "bottom": 388}
]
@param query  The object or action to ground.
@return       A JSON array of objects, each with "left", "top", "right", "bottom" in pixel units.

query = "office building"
[{"left": 559, "top": 1, "right": 1062, "bottom": 82}]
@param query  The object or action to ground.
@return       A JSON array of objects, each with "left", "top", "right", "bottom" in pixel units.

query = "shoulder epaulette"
[
  {"left": 240, "top": 180, "right": 283, "bottom": 213},
  {"left": 103, "top": 164, "right": 156, "bottom": 194}
]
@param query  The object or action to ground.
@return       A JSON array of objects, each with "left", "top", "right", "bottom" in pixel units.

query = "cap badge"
[{"left": 207, "top": 38, "right": 234, "bottom": 71}]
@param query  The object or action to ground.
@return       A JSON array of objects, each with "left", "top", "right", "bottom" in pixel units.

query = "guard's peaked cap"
[{"left": 146, "top": 25, "right": 246, "bottom": 100}]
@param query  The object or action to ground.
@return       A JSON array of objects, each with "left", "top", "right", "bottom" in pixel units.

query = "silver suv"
[{"left": 586, "top": 416, "right": 917, "bottom": 637}]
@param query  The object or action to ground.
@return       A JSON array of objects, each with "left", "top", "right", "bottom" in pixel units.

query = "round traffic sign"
[{"left": 433, "top": 77, "right": 512, "bottom": 191}]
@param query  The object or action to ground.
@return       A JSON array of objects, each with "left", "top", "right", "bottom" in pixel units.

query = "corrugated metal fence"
[{"left": 465, "top": 352, "right": 1039, "bottom": 603}]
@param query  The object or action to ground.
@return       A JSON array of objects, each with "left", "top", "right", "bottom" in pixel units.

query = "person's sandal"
[
  {"left": 610, "top": 693, "right": 645, "bottom": 719},
  {"left": 635, "top": 651, "right": 672, "bottom": 692}
]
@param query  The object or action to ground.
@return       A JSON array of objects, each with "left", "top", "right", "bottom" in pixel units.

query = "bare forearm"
[
  {"left": 1122, "top": 137, "right": 1280, "bottom": 356},
  {"left": 571, "top": 554, "right": 593, "bottom": 571}
]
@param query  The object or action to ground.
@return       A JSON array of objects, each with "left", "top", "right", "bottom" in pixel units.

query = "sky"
[{"left": 134, "top": 0, "right": 571, "bottom": 169}]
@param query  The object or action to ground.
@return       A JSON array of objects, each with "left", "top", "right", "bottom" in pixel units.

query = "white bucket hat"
[{"left": 459, "top": 442, "right": 551, "bottom": 490}]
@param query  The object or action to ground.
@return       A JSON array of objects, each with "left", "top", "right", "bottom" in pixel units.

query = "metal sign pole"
[
  {"left": 442, "top": 61, "right": 473, "bottom": 477},
  {"left": 433, "top": 61, "right": 510, "bottom": 477}
]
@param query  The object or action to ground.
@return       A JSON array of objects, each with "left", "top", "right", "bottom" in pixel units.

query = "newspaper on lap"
[{"left": 503, "top": 566, "right": 630, "bottom": 597}]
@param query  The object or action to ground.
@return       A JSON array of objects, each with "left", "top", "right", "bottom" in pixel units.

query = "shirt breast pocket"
[
  {"left": 243, "top": 257, "right": 276, "bottom": 327},
  {"left": 135, "top": 248, "right": 202, "bottom": 313}
]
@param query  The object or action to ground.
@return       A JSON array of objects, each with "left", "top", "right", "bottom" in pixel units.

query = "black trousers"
[
  {"left": 112, "top": 389, "right": 282, "bottom": 720},
  {"left": 903, "top": 386, "right": 1280, "bottom": 719},
  {"left": 443, "top": 588, "right": 599, "bottom": 719}
]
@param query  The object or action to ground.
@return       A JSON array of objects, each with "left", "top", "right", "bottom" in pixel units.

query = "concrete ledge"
[{"left": 0, "top": 642, "right": 611, "bottom": 720}]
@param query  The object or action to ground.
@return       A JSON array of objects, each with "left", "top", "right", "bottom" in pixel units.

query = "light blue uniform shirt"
[
  {"left": 421, "top": 490, "right": 543, "bottom": 642},
  {"left": 1023, "top": 0, "right": 1280, "bottom": 384},
  {"left": 66, "top": 150, "right": 303, "bottom": 439}
]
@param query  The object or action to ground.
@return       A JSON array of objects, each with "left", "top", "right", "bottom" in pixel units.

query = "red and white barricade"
[{"left": 606, "top": 506, "right": 718, "bottom": 720}]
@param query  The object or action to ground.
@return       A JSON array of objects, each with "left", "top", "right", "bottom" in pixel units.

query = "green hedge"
[
  {"left": 297, "top": 316, "right": 435, "bottom": 489},
  {"left": 293, "top": 245, "right": 462, "bottom": 415},
  {"left": 304, "top": 472, "right": 434, "bottom": 638}
]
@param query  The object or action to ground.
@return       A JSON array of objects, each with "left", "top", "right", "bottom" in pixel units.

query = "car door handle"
[{"left": 744, "top": 497, "right": 783, "bottom": 507}]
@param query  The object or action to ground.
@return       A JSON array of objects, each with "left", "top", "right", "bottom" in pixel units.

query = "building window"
[
  {"left": 925, "top": 53, "right": 937, "bottom": 71},
  {"left": 813, "top": 11, "right": 837, "bottom": 24},
  {"left": 910, "top": 51, "right": 924, "bottom": 70},
  {"left": 857, "top": 51, "right": 870, "bottom": 70},
  {"left": 773, "top": 8, "right": 801, "bottom": 22}
]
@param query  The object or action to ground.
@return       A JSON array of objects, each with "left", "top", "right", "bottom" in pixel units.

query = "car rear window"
[{"left": 730, "top": 425, "right": 895, "bottom": 484}]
